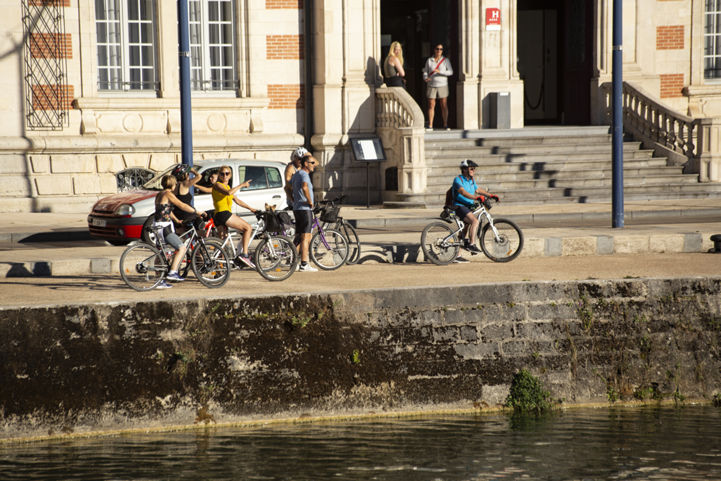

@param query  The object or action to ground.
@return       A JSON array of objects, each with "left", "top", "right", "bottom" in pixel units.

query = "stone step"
[
  {"left": 400, "top": 183, "right": 721, "bottom": 206},
  {"left": 425, "top": 159, "right": 673, "bottom": 177},
  {"left": 425, "top": 141, "right": 644, "bottom": 157},
  {"left": 429, "top": 171, "right": 688, "bottom": 186}
]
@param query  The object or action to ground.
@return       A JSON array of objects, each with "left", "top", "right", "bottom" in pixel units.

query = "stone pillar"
[
  {"left": 311, "top": 0, "right": 381, "bottom": 200},
  {"left": 457, "top": 0, "right": 524, "bottom": 129},
  {"left": 698, "top": 118, "right": 721, "bottom": 182}
]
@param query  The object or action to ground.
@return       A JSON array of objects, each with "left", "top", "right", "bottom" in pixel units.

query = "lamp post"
[
  {"left": 612, "top": 0, "right": 624, "bottom": 228},
  {"left": 177, "top": 1, "right": 194, "bottom": 201}
]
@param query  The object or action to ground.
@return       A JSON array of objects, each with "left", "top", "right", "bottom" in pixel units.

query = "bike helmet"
[
  {"left": 171, "top": 164, "right": 191, "bottom": 179},
  {"left": 460, "top": 159, "right": 478, "bottom": 169},
  {"left": 290, "top": 146, "right": 309, "bottom": 162}
]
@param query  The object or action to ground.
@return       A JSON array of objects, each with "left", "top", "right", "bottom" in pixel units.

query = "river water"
[{"left": 1, "top": 405, "right": 720, "bottom": 480}]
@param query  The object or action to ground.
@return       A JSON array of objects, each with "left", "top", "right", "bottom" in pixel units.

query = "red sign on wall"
[{"left": 486, "top": 8, "right": 501, "bottom": 31}]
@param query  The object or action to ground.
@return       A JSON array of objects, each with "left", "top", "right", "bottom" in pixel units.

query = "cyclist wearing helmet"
[
  {"left": 452, "top": 159, "right": 499, "bottom": 254},
  {"left": 285, "top": 146, "right": 311, "bottom": 209}
]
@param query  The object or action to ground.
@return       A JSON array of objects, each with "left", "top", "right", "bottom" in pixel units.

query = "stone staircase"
[{"left": 392, "top": 126, "right": 721, "bottom": 206}]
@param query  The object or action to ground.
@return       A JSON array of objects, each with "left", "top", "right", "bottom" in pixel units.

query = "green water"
[{"left": 1, "top": 405, "right": 720, "bottom": 480}]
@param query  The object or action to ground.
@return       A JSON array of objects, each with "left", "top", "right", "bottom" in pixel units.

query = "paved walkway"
[{"left": 1, "top": 199, "right": 720, "bottom": 278}]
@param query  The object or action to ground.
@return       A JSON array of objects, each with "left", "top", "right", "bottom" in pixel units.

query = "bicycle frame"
[{"left": 446, "top": 203, "right": 498, "bottom": 243}]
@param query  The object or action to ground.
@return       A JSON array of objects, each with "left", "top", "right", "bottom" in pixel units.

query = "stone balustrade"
[
  {"left": 602, "top": 81, "right": 721, "bottom": 182},
  {"left": 375, "top": 86, "right": 427, "bottom": 197}
]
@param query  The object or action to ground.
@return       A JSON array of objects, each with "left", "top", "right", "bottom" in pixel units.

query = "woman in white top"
[{"left": 422, "top": 43, "right": 453, "bottom": 130}]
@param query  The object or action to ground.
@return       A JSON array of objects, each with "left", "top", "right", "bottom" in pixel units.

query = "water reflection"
[{"left": 1, "top": 406, "right": 720, "bottom": 480}]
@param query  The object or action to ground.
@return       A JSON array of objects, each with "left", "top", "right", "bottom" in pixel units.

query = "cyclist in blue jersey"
[{"left": 452, "top": 159, "right": 499, "bottom": 254}]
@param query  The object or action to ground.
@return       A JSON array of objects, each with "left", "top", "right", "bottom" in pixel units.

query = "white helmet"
[{"left": 291, "top": 146, "right": 309, "bottom": 161}]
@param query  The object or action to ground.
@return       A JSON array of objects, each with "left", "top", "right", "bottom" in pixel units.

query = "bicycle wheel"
[
  {"left": 191, "top": 239, "right": 231, "bottom": 287},
  {"left": 479, "top": 218, "right": 524, "bottom": 262},
  {"left": 310, "top": 228, "right": 349, "bottom": 270},
  {"left": 420, "top": 222, "right": 460, "bottom": 265},
  {"left": 119, "top": 243, "right": 166, "bottom": 291},
  {"left": 254, "top": 235, "right": 299, "bottom": 281},
  {"left": 338, "top": 220, "right": 361, "bottom": 264}
]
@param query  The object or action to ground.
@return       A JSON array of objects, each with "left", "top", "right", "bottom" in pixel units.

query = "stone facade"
[
  {"left": 1, "top": 277, "right": 720, "bottom": 440},
  {"left": 1, "top": 0, "right": 721, "bottom": 212}
]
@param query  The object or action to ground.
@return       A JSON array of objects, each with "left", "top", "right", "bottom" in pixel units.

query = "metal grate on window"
[
  {"left": 22, "top": 0, "right": 70, "bottom": 130},
  {"left": 116, "top": 167, "right": 155, "bottom": 191}
]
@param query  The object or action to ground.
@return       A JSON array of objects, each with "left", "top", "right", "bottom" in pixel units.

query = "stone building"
[{"left": 1, "top": 0, "right": 720, "bottom": 213}]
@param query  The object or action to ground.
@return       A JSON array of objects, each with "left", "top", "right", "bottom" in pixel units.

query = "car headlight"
[{"left": 115, "top": 204, "right": 136, "bottom": 216}]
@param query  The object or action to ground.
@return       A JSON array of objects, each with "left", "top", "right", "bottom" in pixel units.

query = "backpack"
[{"left": 444, "top": 186, "right": 454, "bottom": 208}]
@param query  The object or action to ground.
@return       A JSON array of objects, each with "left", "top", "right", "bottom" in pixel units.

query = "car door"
[{"left": 234, "top": 165, "right": 286, "bottom": 215}]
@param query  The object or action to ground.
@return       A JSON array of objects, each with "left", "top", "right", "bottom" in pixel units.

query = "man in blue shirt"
[
  {"left": 290, "top": 154, "right": 318, "bottom": 271},
  {"left": 452, "top": 159, "right": 499, "bottom": 254}
]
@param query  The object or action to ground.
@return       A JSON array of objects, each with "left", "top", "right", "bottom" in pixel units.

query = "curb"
[{"left": 3, "top": 230, "right": 717, "bottom": 278}]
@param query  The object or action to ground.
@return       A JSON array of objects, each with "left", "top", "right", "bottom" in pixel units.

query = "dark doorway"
[
  {"left": 517, "top": 0, "right": 593, "bottom": 125},
  {"left": 380, "top": 0, "right": 459, "bottom": 129}
]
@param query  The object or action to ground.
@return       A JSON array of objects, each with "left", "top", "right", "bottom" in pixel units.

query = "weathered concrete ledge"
[{"left": 1, "top": 276, "right": 720, "bottom": 440}]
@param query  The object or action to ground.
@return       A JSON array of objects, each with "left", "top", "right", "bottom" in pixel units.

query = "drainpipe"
[
  {"left": 304, "top": 0, "right": 314, "bottom": 149},
  {"left": 611, "top": 0, "right": 624, "bottom": 228},
  {"left": 178, "top": 0, "right": 194, "bottom": 202}
]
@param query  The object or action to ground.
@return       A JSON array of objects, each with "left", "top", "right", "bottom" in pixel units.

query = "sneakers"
[
  {"left": 236, "top": 254, "right": 255, "bottom": 269},
  {"left": 166, "top": 271, "right": 185, "bottom": 282},
  {"left": 298, "top": 263, "right": 318, "bottom": 272},
  {"left": 462, "top": 241, "right": 482, "bottom": 255},
  {"left": 156, "top": 280, "right": 173, "bottom": 289},
  {"left": 453, "top": 256, "right": 470, "bottom": 263}
]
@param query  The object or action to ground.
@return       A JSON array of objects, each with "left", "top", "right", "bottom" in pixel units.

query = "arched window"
[{"left": 116, "top": 167, "right": 154, "bottom": 191}]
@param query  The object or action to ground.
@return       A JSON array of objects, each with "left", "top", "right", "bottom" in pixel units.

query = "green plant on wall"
[
  {"left": 576, "top": 295, "right": 593, "bottom": 331},
  {"left": 350, "top": 349, "right": 361, "bottom": 364},
  {"left": 505, "top": 369, "right": 552, "bottom": 414}
]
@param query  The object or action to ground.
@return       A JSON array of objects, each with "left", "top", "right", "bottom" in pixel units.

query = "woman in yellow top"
[{"left": 212, "top": 165, "right": 259, "bottom": 268}]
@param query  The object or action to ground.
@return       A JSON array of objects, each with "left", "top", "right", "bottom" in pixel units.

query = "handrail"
[
  {"left": 601, "top": 81, "right": 721, "bottom": 182},
  {"left": 375, "top": 86, "right": 427, "bottom": 196},
  {"left": 375, "top": 86, "right": 425, "bottom": 130},
  {"left": 602, "top": 81, "right": 696, "bottom": 164}
]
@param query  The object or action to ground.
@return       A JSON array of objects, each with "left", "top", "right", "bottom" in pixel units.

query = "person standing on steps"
[
  {"left": 384, "top": 41, "right": 406, "bottom": 88},
  {"left": 290, "top": 154, "right": 319, "bottom": 272},
  {"left": 422, "top": 43, "right": 453, "bottom": 131},
  {"left": 452, "top": 159, "right": 499, "bottom": 255}
]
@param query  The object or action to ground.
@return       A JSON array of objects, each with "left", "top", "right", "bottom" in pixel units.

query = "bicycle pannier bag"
[{"left": 264, "top": 211, "right": 284, "bottom": 233}]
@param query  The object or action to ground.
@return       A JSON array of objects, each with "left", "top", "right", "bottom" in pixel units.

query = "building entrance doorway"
[
  {"left": 517, "top": 0, "right": 593, "bottom": 125},
  {"left": 380, "top": 0, "right": 459, "bottom": 129}
]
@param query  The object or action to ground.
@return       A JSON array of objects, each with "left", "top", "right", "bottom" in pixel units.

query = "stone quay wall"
[{"left": 1, "top": 277, "right": 720, "bottom": 440}]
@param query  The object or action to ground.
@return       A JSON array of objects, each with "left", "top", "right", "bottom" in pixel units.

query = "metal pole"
[
  {"left": 177, "top": 1, "right": 194, "bottom": 201},
  {"left": 611, "top": 0, "right": 624, "bottom": 228}
]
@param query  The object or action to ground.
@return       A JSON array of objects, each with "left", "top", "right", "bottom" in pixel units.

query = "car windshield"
[{"left": 141, "top": 164, "right": 183, "bottom": 190}]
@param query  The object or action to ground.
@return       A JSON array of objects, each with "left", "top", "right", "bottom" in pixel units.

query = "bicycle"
[
  {"left": 316, "top": 195, "right": 361, "bottom": 264},
  {"left": 420, "top": 198, "right": 523, "bottom": 265},
  {"left": 308, "top": 204, "right": 350, "bottom": 270},
  {"left": 120, "top": 216, "right": 230, "bottom": 290},
  {"left": 204, "top": 210, "right": 299, "bottom": 281}
]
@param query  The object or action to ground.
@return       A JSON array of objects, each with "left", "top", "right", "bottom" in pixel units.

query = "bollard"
[{"left": 710, "top": 234, "right": 721, "bottom": 253}]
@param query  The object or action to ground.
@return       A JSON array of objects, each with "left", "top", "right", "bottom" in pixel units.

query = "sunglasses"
[
  {"left": 219, "top": 171, "right": 231, "bottom": 176},
  {"left": 435, "top": 47, "right": 443, "bottom": 51}
]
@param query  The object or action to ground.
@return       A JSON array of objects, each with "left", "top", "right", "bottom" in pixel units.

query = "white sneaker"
[
  {"left": 298, "top": 263, "right": 318, "bottom": 272},
  {"left": 156, "top": 281, "right": 173, "bottom": 289},
  {"left": 453, "top": 256, "right": 470, "bottom": 263}
]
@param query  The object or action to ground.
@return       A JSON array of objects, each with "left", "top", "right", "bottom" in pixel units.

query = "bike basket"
[
  {"left": 263, "top": 211, "right": 284, "bottom": 233},
  {"left": 277, "top": 211, "right": 294, "bottom": 229},
  {"left": 320, "top": 205, "right": 340, "bottom": 223}
]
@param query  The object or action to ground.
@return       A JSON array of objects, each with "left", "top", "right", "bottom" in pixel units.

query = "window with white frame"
[
  {"left": 188, "top": 0, "right": 238, "bottom": 91},
  {"left": 705, "top": 0, "right": 721, "bottom": 79},
  {"left": 95, "top": 0, "right": 158, "bottom": 91}
]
